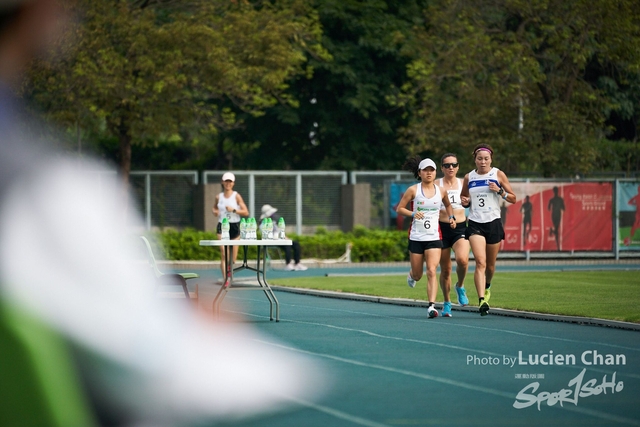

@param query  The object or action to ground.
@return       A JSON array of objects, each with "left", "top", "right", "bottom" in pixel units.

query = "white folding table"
[{"left": 199, "top": 239, "right": 292, "bottom": 322}]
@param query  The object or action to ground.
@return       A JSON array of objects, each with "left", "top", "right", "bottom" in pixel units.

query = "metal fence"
[
  {"left": 351, "top": 171, "right": 414, "bottom": 228},
  {"left": 122, "top": 171, "right": 640, "bottom": 259},
  {"left": 129, "top": 171, "right": 199, "bottom": 230},
  {"left": 204, "top": 171, "right": 348, "bottom": 235},
  {"left": 118, "top": 170, "right": 413, "bottom": 231}
]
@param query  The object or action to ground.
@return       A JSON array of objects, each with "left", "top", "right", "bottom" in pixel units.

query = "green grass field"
[{"left": 271, "top": 271, "right": 640, "bottom": 323}]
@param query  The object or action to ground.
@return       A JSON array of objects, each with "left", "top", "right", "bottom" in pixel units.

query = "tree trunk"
[
  {"left": 118, "top": 122, "right": 132, "bottom": 186},
  {"left": 539, "top": 133, "right": 555, "bottom": 178}
]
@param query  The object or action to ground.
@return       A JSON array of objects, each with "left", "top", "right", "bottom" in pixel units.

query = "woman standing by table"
[
  {"left": 397, "top": 156, "right": 457, "bottom": 319},
  {"left": 212, "top": 172, "right": 249, "bottom": 278},
  {"left": 460, "top": 144, "right": 516, "bottom": 316}
]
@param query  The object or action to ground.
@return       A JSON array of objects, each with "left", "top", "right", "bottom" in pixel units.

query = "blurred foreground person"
[{"left": 0, "top": 1, "right": 326, "bottom": 426}]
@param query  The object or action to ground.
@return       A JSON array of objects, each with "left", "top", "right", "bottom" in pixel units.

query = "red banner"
[{"left": 501, "top": 182, "right": 612, "bottom": 251}]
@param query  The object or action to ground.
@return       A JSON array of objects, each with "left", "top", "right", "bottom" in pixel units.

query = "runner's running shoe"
[
  {"left": 484, "top": 287, "right": 491, "bottom": 303},
  {"left": 427, "top": 306, "right": 439, "bottom": 318},
  {"left": 407, "top": 273, "right": 416, "bottom": 288},
  {"left": 455, "top": 283, "right": 469, "bottom": 306},
  {"left": 442, "top": 301, "right": 452, "bottom": 317},
  {"left": 479, "top": 300, "right": 490, "bottom": 316}
]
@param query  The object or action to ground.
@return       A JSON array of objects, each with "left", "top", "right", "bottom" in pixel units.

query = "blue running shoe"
[
  {"left": 455, "top": 283, "right": 469, "bottom": 306},
  {"left": 442, "top": 301, "right": 452, "bottom": 317},
  {"left": 427, "top": 306, "right": 438, "bottom": 318},
  {"left": 407, "top": 273, "right": 416, "bottom": 288}
]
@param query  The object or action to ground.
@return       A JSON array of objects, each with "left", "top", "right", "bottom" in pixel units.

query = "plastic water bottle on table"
[
  {"left": 249, "top": 217, "right": 257, "bottom": 239},
  {"left": 277, "top": 217, "right": 286, "bottom": 239},
  {"left": 239, "top": 217, "right": 247, "bottom": 239},
  {"left": 221, "top": 217, "right": 230, "bottom": 240},
  {"left": 265, "top": 218, "right": 274, "bottom": 240}
]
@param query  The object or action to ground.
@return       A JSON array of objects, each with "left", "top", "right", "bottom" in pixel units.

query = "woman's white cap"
[
  {"left": 222, "top": 172, "right": 235, "bottom": 182},
  {"left": 418, "top": 158, "right": 436, "bottom": 170}
]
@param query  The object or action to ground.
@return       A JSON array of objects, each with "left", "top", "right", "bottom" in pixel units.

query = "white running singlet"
[
  {"left": 438, "top": 177, "right": 464, "bottom": 211},
  {"left": 217, "top": 191, "right": 241, "bottom": 223},
  {"left": 409, "top": 183, "right": 442, "bottom": 242},
  {"left": 467, "top": 167, "right": 501, "bottom": 223}
]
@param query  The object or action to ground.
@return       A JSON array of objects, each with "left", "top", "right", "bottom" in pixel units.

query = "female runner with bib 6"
[{"left": 397, "top": 157, "right": 457, "bottom": 319}]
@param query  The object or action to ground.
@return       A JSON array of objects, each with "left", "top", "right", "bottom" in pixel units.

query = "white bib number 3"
[{"left": 473, "top": 193, "right": 492, "bottom": 212}]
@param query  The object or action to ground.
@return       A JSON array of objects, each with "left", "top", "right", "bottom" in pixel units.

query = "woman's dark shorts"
[
  {"left": 439, "top": 221, "right": 467, "bottom": 249},
  {"left": 408, "top": 239, "right": 443, "bottom": 254},
  {"left": 465, "top": 218, "right": 504, "bottom": 245},
  {"left": 216, "top": 222, "right": 241, "bottom": 239}
]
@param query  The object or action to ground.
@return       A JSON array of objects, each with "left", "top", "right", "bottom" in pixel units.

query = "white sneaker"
[
  {"left": 427, "top": 306, "right": 439, "bottom": 318},
  {"left": 294, "top": 263, "right": 308, "bottom": 271},
  {"left": 285, "top": 262, "right": 295, "bottom": 271},
  {"left": 407, "top": 273, "right": 416, "bottom": 288}
]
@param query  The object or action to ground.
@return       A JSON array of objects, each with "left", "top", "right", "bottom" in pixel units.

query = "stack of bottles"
[
  {"left": 224, "top": 216, "right": 287, "bottom": 240},
  {"left": 259, "top": 218, "right": 271, "bottom": 240},
  {"left": 256, "top": 217, "right": 287, "bottom": 240}
]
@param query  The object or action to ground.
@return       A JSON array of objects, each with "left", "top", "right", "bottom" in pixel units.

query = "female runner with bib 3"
[
  {"left": 460, "top": 144, "right": 516, "bottom": 316},
  {"left": 397, "top": 156, "right": 457, "bottom": 319}
]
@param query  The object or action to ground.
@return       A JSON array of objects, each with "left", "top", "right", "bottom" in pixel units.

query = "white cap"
[
  {"left": 222, "top": 172, "right": 235, "bottom": 182},
  {"left": 260, "top": 204, "right": 278, "bottom": 220},
  {"left": 418, "top": 158, "right": 436, "bottom": 170}
]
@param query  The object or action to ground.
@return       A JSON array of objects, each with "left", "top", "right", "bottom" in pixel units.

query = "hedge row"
[{"left": 144, "top": 226, "right": 410, "bottom": 262}]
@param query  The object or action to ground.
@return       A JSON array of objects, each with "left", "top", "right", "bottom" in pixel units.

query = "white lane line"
[
  {"left": 257, "top": 338, "right": 640, "bottom": 426},
  {"left": 228, "top": 294, "right": 640, "bottom": 353},
  {"left": 227, "top": 305, "right": 640, "bottom": 381},
  {"left": 273, "top": 315, "right": 505, "bottom": 357}
]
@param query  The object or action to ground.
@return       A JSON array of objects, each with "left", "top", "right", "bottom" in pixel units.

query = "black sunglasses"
[{"left": 442, "top": 163, "right": 459, "bottom": 168}]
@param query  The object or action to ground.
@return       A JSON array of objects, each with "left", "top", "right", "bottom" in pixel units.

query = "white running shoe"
[
  {"left": 407, "top": 273, "right": 416, "bottom": 288},
  {"left": 294, "top": 263, "right": 308, "bottom": 271},
  {"left": 285, "top": 262, "right": 295, "bottom": 271},
  {"left": 427, "top": 306, "right": 439, "bottom": 318}
]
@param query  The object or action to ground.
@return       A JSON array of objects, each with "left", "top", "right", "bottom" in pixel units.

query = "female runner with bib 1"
[
  {"left": 460, "top": 144, "right": 516, "bottom": 316},
  {"left": 397, "top": 157, "right": 457, "bottom": 319},
  {"left": 437, "top": 153, "right": 471, "bottom": 317}
]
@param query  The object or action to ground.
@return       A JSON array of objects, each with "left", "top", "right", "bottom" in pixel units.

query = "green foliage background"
[
  {"left": 21, "top": 0, "right": 640, "bottom": 177},
  {"left": 146, "top": 226, "right": 409, "bottom": 262}
]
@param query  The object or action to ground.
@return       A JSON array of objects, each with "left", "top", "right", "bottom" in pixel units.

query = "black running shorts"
[
  {"left": 439, "top": 221, "right": 467, "bottom": 249},
  {"left": 465, "top": 218, "right": 504, "bottom": 245},
  {"left": 408, "top": 239, "right": 443, "bottom": 254}
]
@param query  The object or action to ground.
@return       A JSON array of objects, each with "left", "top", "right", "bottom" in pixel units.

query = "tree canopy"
[
  {"left": 22, "top": 0, "right": 640, "bottom": 177},
  {"left": 23, "top": 0, "right": 328, "bottom": 180},
  {"left": 392, "top": 0, "right": 640, "bottom": 176}
]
